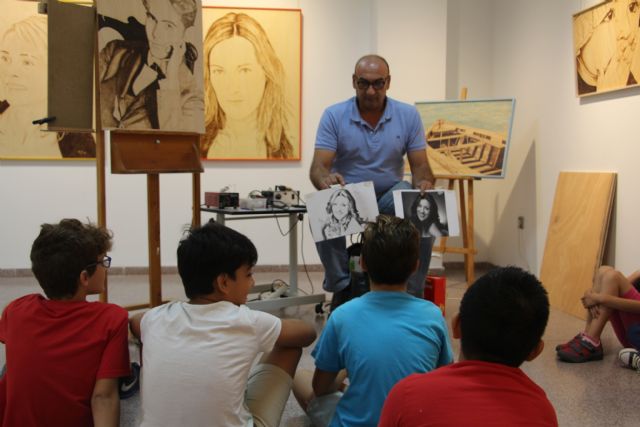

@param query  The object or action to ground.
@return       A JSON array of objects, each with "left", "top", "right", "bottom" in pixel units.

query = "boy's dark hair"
[
  {"left": 30, "top": 219, "right": 112, "bottom": 299},
  {"left": 361, "top": 215, "right": 419, "bottom": 285},
  {"left": 177, "top": 220, "right": 258, "bottom": 299},
  {"left": 459, "top": 266, "right": 550, "bottom": 367}
]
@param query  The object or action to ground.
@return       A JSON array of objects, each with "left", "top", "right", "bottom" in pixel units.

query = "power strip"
[{"left": 261, "top": 282, "right": 289, "bottom": 300}]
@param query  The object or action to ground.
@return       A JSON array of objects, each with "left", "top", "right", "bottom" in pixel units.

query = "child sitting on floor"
[
  {"left": 557, "top": 266, "right": 640, "bottom": 368},
  {"left": 293, "top": 215, "right": 453, "bottom": 426},
  {"left": 379, "top": 266, "right": 558, "bottom": 426},
  {"left": 0, "top": 219, "right": 130, "bottom": 426},
  {"left": 130, "top": 220, "right": 317, "bottom": 427}
]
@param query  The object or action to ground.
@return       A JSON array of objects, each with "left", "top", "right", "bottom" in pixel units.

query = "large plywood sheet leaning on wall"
[{"left": 540, "top": 172, "right": 616, "bottom": 320}]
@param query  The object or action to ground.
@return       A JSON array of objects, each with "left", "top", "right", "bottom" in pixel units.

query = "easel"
[
  {"left": 106, "top": 132, "right": 203, "bottom": 310},
  {"left": 86, "top": 3, "right": 202, "bottom": 309},
  {"left": 46, "top": 0, "right": 202, "bottom": 309},
  {"left": 433, "top": 87, "right": 478, "bottom": 285}
]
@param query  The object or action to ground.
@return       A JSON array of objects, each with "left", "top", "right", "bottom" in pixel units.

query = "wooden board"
[
  {"left": 48, "top": 0, "right": 95, "bottom": 130},
  {"left": 540, "top": 172, "right": 616, "bottom": 319},
  {"left": 110, "top": 132, "right": 203, "bottom": 174}
]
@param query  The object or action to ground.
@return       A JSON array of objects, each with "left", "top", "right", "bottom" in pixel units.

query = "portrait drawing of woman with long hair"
[{"left": 201, "top": 10, "right": 298, "bottom": 159}]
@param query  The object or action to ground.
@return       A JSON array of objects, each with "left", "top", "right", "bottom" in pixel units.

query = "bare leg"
[
  {"left": 584, "top": 266, "right": 633, "bottom": 340},
  {"left": 292, "top": 369, "right": 314, "bottom": 411},
  {"left": 260, "top": 345, "right": 302, "bottom": 379}
]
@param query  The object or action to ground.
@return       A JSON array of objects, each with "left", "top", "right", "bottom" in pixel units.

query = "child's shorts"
[
  {"left": 611, "top": 287, "right": 640, "bottom": 349},
  {"left": 245, "top": 363, "right": 292, "bottom": 427},
  {"left": 626, "top": 323, "right": 640, "bottom": 350}
]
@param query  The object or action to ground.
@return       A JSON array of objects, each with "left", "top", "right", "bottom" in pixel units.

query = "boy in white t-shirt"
[{"left": 130, "top": 220, "right": 317, "bottom": 427}]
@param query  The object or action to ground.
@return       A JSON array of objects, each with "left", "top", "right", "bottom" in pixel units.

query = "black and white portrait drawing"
[
  {"left": 306, "top": 181, "right": 379, "bottom": 242},
  {"left": 96, "top": 0, "right": 204, "bottom": 133},
  {"left": 0, "top": 3, "right": 95, "bottom": 160},
  {"left": 393, "top": 190, "right": 460, "bottom": 238}
]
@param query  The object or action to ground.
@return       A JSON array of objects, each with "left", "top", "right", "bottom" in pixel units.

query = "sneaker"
[
  {"left": 119, "top": 362, "right": 140, "bottom": 399},
  {"left": 557, "top": 337, "right": 603, "bottom": 363},
  {"left": 618, "top": 348, "right": 640, "bottom": 371},
  {"left": 556, "top": 333, "right": 582, "bottom": 352}
]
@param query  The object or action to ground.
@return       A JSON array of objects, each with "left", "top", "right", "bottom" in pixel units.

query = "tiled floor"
[{"left": 1, "top": 267, "right": 639, "bottom": 426}]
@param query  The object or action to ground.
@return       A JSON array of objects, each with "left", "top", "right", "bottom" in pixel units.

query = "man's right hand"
[
  {"left": 318, "top": 173, "right": 346, "bottom": 190},
  {"left": 310, "top": 149, "right": 343, "bottom": 190}
]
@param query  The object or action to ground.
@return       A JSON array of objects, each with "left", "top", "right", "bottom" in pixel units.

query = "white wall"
[
  {"left": 10, "top": 0, "right": 633, "bottom": 278},
  {"left": 375, "top": 0, "right": 447, "bottom": 102},
  {"left": 0, "top": 0, "right": 449, "bottom": 270},
  {"left": 448, "top": 0, "right": 640, "bottom": 275}
]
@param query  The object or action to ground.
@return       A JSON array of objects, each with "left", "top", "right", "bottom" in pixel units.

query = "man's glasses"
[
  {"left": 355, "top": 76, "right": 388, "bottom": 90},
  {"left": 86, "top": 256, "right": 112, "bottom": 270}
]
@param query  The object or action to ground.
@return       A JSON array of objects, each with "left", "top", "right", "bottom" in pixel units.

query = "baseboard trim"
[
  {"left": 0, "top": 262, "right": 494, "bottom": 278},
  {"left": 0, "top": 264, "right": 327, "bottom": 278}
]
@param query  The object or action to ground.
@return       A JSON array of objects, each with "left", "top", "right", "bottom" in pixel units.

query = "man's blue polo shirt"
[{"left": 314, "top": 96, "right": 426, "bottom": 197}]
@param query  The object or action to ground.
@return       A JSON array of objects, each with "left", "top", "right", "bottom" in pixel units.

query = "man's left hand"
[{"left": 416, "top": 180, "right": 435, "bottom": 194}]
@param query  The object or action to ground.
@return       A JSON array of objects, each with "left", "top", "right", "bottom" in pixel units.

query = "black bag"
[
  {"left": 329, "top": 240, "right": 370, "bottom": 313},
  {"left": 347, "top": 242, "right": 370, "bottom": 299}
]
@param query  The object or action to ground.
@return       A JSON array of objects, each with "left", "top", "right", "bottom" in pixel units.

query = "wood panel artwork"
[
  {"left": 540, "top": 172, "right": 616, "bottom": 319},
  {"left": 573, "top": 0, "right": 640, "bottom": 97},
  {"left": 414, "top": 99, "right": 515, "bottom": 179}
]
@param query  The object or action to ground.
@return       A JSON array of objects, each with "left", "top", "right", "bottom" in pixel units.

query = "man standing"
[{"left": 310, "top": 54, "right": 436, "bottom": 308}]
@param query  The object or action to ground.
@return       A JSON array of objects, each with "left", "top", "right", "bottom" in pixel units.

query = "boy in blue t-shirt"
[{"left": 293, "top": 215, "right": 453, "bottom": 426}]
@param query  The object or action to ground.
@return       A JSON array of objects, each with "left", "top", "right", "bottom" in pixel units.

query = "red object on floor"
[{"left": 424, "top": 275, "right": 446, "bottom": 316}]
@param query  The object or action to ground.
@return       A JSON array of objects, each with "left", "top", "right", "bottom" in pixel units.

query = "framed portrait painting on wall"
[
  {"left": 0, "top": 0, "right": 95, "bottom": 160},
  {"left": 95, "top": 0, "right": 205, "bottom": 134},
  {"left": 201, "top": 6, "right": 302, "bottom": 161},
  {"left": 414, "top": 99, "right": 515, "bottom": 179},
  {"left": 573, "top": 0, "right": 640, "bottom": 96}
]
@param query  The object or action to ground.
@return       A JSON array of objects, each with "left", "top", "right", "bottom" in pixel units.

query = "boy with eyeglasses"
[
  {"left": 309, "top": 54, "right": 437, "bottom": 311},
  {"left": 0, "top": 219, "right": 130, "bottom": 427}
]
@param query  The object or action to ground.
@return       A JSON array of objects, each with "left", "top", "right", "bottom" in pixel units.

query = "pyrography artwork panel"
[
  {"left": 392, "top": 189, "right": 460, "bottom": 236},
  {"left": 95, "top": 0, "right": 205, "bottom": 133},
  {"left": 412, "top": 99, "right": 515, "bottom": 179},
  {"left": 305, "top": 181, "right": 378, "bottom": 243},
  {"left": 573, "top": 0, "right": 640, "bottom": 97},
  {"left": 0, "top": 0, "right": 95, "bottom": 160},
  {"left": 201, "top": 7, "right": 301, "bottom": 160}
]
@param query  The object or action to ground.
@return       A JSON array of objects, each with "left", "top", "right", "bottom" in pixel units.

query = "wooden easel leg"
[
  {"left": 95, "top": 28, "right": 108, "bottom": 303},
  {"left": 466, "top": 180, "right": 475, "bottom": 284},
  {"left": 192, "top": 173, "right": 201, "bottom": 227},
  {"left": 97, "top": 129, "right": 108, "bottom": 302},
  {"left": 458, "top": 180, "right": 470, "bottom": 284},
  {"left": 435, "top": 179, "right": 456, "bottom": 253},
  {"left": 148, "top": 174, "right": 162, "bottom": 307}
]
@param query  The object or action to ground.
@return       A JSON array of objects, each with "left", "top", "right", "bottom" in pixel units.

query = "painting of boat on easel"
[{"left": 415, "top": 99, "right": 515, "bottom": 179}]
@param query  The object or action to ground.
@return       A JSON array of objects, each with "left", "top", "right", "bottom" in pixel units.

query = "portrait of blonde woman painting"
[
  {"left": 573, "top": 0, "right": 640, "bottom": 96},
  {"left": 0, "top": 1, "right": 95, "bottom": 160},
  {"left": 201, "top": 7, "right": 301, "bottom": 160}
]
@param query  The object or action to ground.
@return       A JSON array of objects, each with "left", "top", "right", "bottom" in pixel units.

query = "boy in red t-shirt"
[
  {"left": 379, "top": 267, "right": 558, "bottom": 427},
  {"left": 0, "top": 219, "right": 130, "bottom": 427}
]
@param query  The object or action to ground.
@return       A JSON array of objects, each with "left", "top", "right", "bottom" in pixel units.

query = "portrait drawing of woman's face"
[
  {"left": 330, "top": 193, "right": 351, "bottom": 221},
  {"left": 208, "top": 36, "right": 266, "bottom": 121},
  {"left": 201, "top": 8, "right": 301, "bottom": 160},
  {"left": 415, "top": 198, "right": 431, "bottom": 222},
  {"left": 0, "top": 10, "right": 95, "bottom": 160}
]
